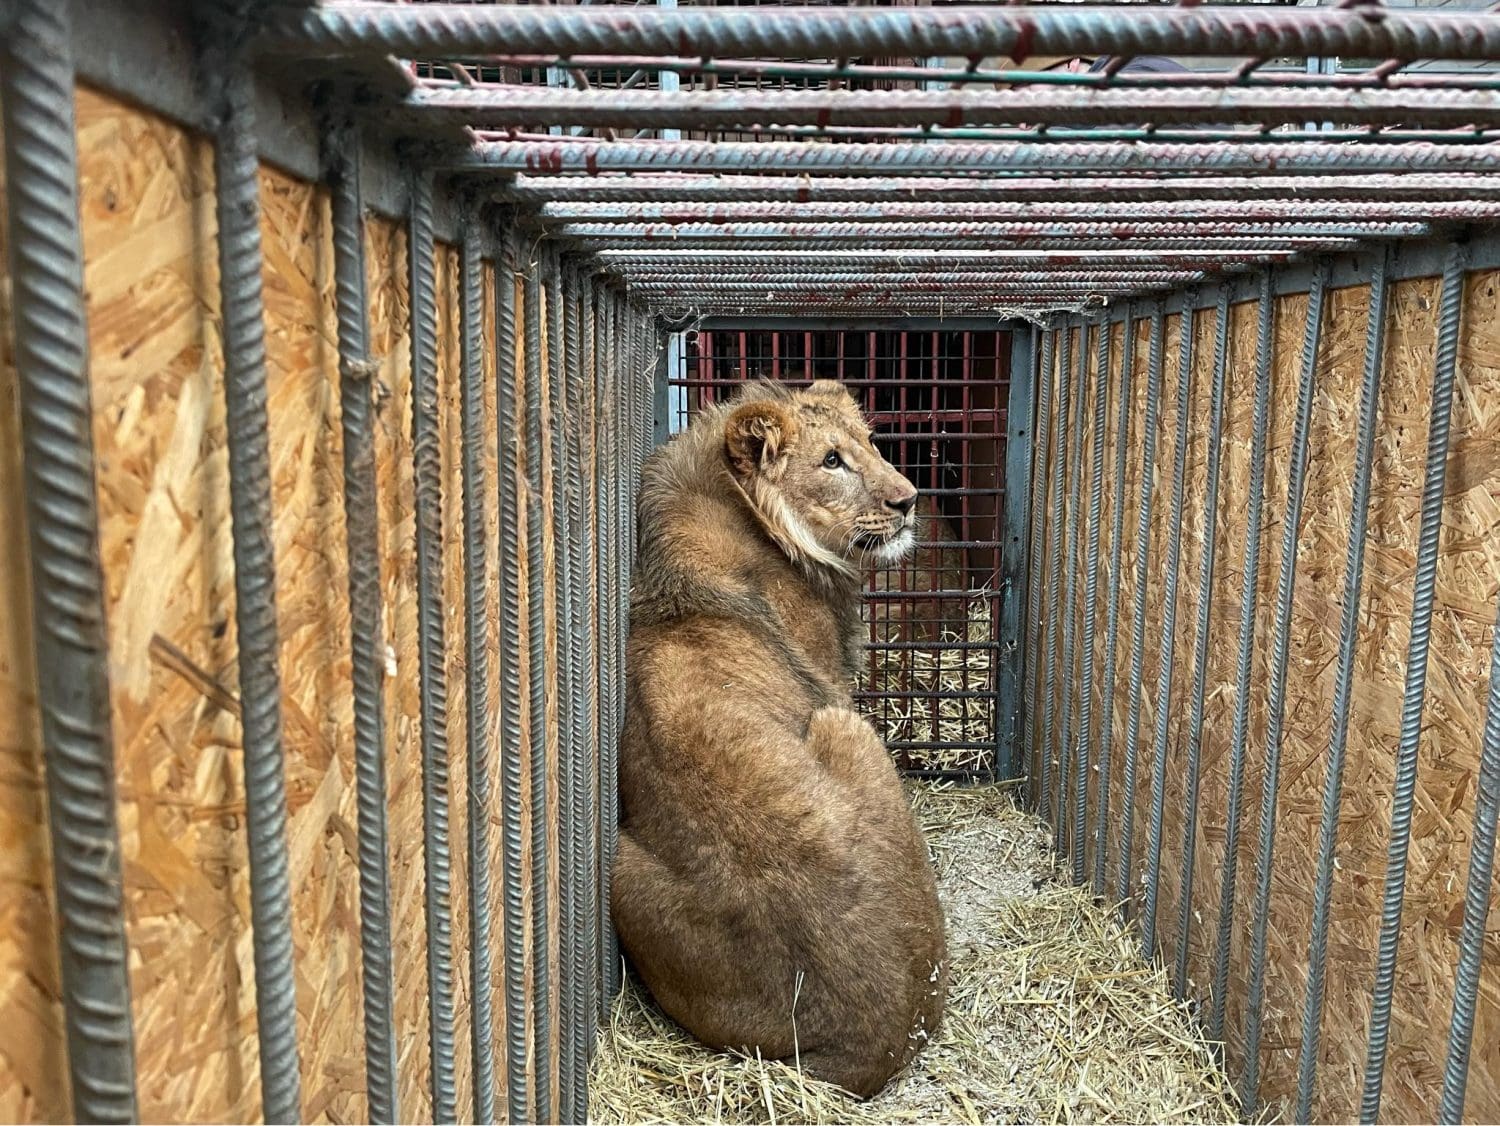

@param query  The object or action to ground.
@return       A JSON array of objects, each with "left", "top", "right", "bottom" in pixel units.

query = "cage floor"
[{"left": 590, "top": 784, "right": 1245, "bottom": 1125}]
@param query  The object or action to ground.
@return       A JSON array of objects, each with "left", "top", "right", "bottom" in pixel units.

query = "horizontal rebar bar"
[
  {"left": 259, "top": 5, "right": 1500, "bottom": 63},
  {"left": 553, "top": 221, "right": 1426, "bottom": 241},
  {"left": 452, "top": 139, "right": 1500, "bottom": 176},
  {"left": 619, "top": 269, "right": 1206, "bottom": 285},
  {"left": 405, "top": 83, "right": 1500, "bottom": 131},
  {"left": 544, "top": 199, "right": 1500, "bottom": 225},
  {"left": 588, "top": 237, "right": 1364, "bottom": 255},
  {"left": 427, "top": 52, "right": 1500, "bottom": 95},
  {"left": 501, "top": 172, "right": 1500, "bottom": 206},
  {"left": 632, "top": 281, "right": 1178, "bottom": 297},
  {"left": 595, "top": 250, "right": 1298, "bottom": 270}
]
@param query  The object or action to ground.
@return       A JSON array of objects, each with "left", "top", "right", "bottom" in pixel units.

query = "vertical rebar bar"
[
  {"left": 1023, "top": 328, "right": 1055, "bottom": 804},
  {"left": 577, "top": 273, "right": 601, "bottom": 1061},
  {"left": 1242, "top": 263, "right": 1328, "bottom": 1108},
  {"left": 325, "top": 116, "right": 397, "bottom": 1125},
  {"left": 1141, "top": 296, "right": 1198, "bottom": 955},
  {"left": 494, "top": 232, "right": 530, "bottom": 1126},
  {"left": 1173, "top": 285, "right": 1234, "bottom": 1000},
  {"left": 1093, "top": 310, "right": 1136, "bottom": 899},
  {"left": 1115, "top": 305, "right": 1167, "bottom": 909},
  {"left": 598, "top": 288, "right": 622, "bottom": 1014},
  {"left": 523, "top": 247, "right": 555, "bottom": 1126},
  {"left": 1361, "top": 244, "right": 1469, "bottom": 1123},
  {"left": 460, "top": 211, "right": 497, "bottom": 1126},
  {"left": 1040, "top": 326, "right": 1072, "bottom": 830},
  {"left": 542, "top": 246, "right": 577, "bottom": 1126},
  {"left": 1438, "top": 583, "right": 1500, "bottom": 1124},
  {"left": 1294, "top": 249, "right": 1390, "bottom": 1122},
  {"left": 1208, "top": 273, "right": 1277, "bottom": 1047},
  {"left": 600, "top": 290, "right": 624, "bottom": 1013},
  {"left": 1073, "top": 319, "right": 1109, "bottom": 883},
  {"left": 1, "top": 3, "right": 138, "bottom": 1119},
  {"left": 408, "top": 171, "right": 458, "bottom": 1125},
  {"left": 1057, "top": 324, "right": 1088, "bottom": 860},
  {"left": 206, "top": 33, "right": 302, "bottom": 1124}
]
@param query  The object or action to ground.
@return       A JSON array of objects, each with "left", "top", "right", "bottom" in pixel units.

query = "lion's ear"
[{"left": 725, "top": 399, "right": 797, "bottom": 478}]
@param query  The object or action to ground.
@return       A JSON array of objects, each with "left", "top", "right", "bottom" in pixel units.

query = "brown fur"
[{"left": 611, "top": 380, "right": 948, "bottom": 1099}]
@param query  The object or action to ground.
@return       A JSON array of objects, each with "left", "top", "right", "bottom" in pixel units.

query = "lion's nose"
[{"left": 886, "top": 491, "right": 917, "bottom": 517}]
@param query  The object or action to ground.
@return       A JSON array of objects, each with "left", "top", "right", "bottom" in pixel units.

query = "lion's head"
[{"left": 722, "top": 380, "right": 919, "bottom": 575}]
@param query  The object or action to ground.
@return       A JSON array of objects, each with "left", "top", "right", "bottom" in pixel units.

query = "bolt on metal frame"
[{"left": 5, "top": 1, "right": 1500, "bottom": 1123}]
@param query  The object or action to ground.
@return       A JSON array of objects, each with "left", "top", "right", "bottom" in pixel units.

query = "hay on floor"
[{"left": 590, "top": 784, "right": 1246, "bottom": 1126}]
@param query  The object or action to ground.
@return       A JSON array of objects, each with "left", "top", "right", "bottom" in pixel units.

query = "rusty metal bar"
[
  {"left": 1208, "top": 273, "right": 1277, "bottom": 1047},
  {"left": 1092, "top": 307, "right": 1136, "bottom": 898},
  {"left": 551, "top": 220, "right": 1429, "bottom": 241},
  {"left": 408, "top": 171, "right": 458, "bottom": 1125},
  {"left": 1361, "top": 244, "right": 1469, "bottom": 1124},
  {"left": 493, "top": 231, "right": 530, "bottom": 1126},
  {"left": 1115, "top": 305, "right": 1168, "bottom": 909},
  {"left": 1141, "top": 294, "right": 1198, "bottom": 955},
  {"left": 501, "top": 173, "right": 1500, "bottom": 205},
  {"left": 325, "top": 115, "right": 398, "bottom": 1125},
  {"left": 1295, "top": 248, "right": 1391, "bottom": 1123},
  {"left": 542, "top": 200, "right": 1500, "bottom": 225},
  {"left": 205, "top": 27, "right": 303, "bottom": 1124},
  {"left": 2, "top": 2, "right": 137, "bottom": 1119},
  {"left": 449, "top": 139, "right": 1500, "bottom": 176},
  {"left": 523, "top": 247, "right": 555, "bottom": 1126},
  {"left": 405, "top": 83, "right": 1500, "bottom": 131},
  {"left": 258, "top": 6, "right": 1500, "bottom": 64}
]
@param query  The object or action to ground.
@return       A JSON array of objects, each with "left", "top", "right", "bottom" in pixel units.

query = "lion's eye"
[{"left": 823, "top": 450, "right": 843, "bottom": 470}]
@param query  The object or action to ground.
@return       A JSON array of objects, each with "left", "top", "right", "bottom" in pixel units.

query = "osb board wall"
[
  {"left": 1032, "top": 274, "right": 1500, "bottom": 1122},
  {"left": 0, "top": 85, "right": 566, "bottom": 1121}
]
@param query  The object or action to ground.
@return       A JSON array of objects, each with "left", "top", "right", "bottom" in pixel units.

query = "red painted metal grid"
[{"left": 674, "top": 326, "right": 1009, "bottom": 776}]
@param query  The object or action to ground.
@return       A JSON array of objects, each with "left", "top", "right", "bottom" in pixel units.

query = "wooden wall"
[
  {"left": 0, "top": 85, "right": 565, "bottom": 1122},
  {"left": 1031, "top": 270, "right": 1500, "bottom": 1122}
]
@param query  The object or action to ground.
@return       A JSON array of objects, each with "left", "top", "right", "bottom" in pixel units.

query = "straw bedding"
[{"left": 590, "top": 784, "right": 1248, "bottom": 1125}]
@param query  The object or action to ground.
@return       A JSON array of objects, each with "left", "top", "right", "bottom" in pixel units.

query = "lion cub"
[{"left": 612, "top": 379, "right": 947, "bottom": 1098}]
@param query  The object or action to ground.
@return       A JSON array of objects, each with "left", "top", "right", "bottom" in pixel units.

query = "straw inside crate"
[{"left": 590, "top": 784, "right": 1249, "bottom": 1126}]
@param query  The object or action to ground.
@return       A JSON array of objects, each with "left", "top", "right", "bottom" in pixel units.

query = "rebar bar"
[
  {"left": 326, "top": 116, "right": 398, "bottom": 1125},
  {"left": 1115, "top": 306, "right": 1167, "bottom": 909},
  {"left": 544, "top": 200, "right": 1500, "bottom": 225},
  {"left": 459, "top": 211, "right": 497, "bottom": 1126},
  {"left": 1093, "top": 308, "right": 1135, "bottom": 899},
  {"left": 260, "top": 5, "right": 1500, "bottom": 65},
  {"left": 1173, "top": 286, "right": 1233, "bottom": 1001},
  {"left": 1242, "top": 263, "right": 1329, "bottom": 1108},
  {"left": 1141, "top": 294, "right": 1198, "bottom": 956},
  {"left": 408, "top": 171, "right": 458, "bottom": 1126},
  {"left": 2, "top": 3, "right": 137, "bottom": 1118},
  {"left": 1209, "top": 273, "right": 1277, "bottom": 1047},
  {"left": 502, "top": 173, "right": 1500, "bottom": 205},
  {"left": 546, "top": 247, "right": 581, "bottom": 1126},
  {"left": 1438, "top": 586, "right": 1500, "bottom": 1124},
  {"left": 1360, "top": 244, "right": 1469, "bottom": 1124},
  {"left": 490, "top": 231, "right": 530, "bottom": 1126},
  {"left": 1057, "top": 324, "right": 1089, "bottom": 859},
  {"left": 1073, "top": 319, "right": 1109, "bottom": 883},
  {"left": 551, "top": 220, "right": 1429, "bottom": 242},
  {"left": 524, "top": 249, "right": 555, "bottom": 1126},
  {"left": 206, "top": 34, "right": 302, "bottom": 1125},
  {"left": 1294, "top": 248, "right": 1391, "bottom": 1124},
  {"left": 408, "top": 83, "right": 1500, "bottom": 132},
  {"left": 451, "top": 139, "right": 1500, "bottom": 177}
]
